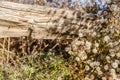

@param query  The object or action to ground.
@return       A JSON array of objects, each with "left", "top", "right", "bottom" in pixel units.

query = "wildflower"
[
  {"left": 97, "top": 70, "right": 103, "bottom": 75},
  {"left": 75, "top": 40, "right": 82, "bottom": 46},
  {"left": 86, "top": 49, "right": 91, "bottom": 53},
  {"left": 68, "top": 51, "right": 72, "bottom": 55},
  {"left": 84, "top": 75, "right": 90, "bottom": 80},
  {"left": 75, "top": 57, "right": 80, "bottom": 61},
  {"left": 92, "top": 31, "right": 97, "bottom": 37},
  {"left": 79, "top": 41, "right": 85, "bottom": 45},
  {"left": 108, "top": 42, "right": 113, "bottom": 48},
  {"left": 110, "top": 69, "right": 116, "bottom": 73},
  {"left": 115, "top": 60, "right": 120, "bottom": 64},
  {"left": 65, "top": 47, "right": 71, "bottom": 52},
  {"left": 90, "top": 62, "right": 94, "bottom": 68},
  {"left": 106, "top": 56, "right": 110, "bottom": 61},
  {"left": 112, "top": 62, "right": 118, "bottom": 68},
  {"left": 92, "top": 48, "right": 97, "bottom": 54},
  {"left": 110, "top": 28, "right": 114, "bottom": 34},
  {"left": 96, "top": 67, "right": 101, "bottom": 72},
  {"left": 116, "top": 52, "right": 120, "bottom": 58},
  {"left": 102, "top": 77, "right": 107, "bottom": 80},
  {"left": 81, "top": 54, "right": 87, "bottom": 60},
  {"left": 78, "top": 51, "right": 84, "bottom": 57},
  {"left": 87, "top": 60, "right": 92, "bottom": 64},
  {"left": 85, "top": 41, "right": 92, "bottom": 50},
  {"left": 72, "top": 45, "right": 78, "bottom": 51},
  {"left": 95, "top": 42, "right": 99, "bottom": 47},
  {"left": 90, "top": 75, "right": 95, "bottom": 80},
  {"left": 109, "top": 69, "right": 117, "bottom": 80},
  {"left": 104, "top": 65, "right": 109, "bottom": 70},
  {"left": 106, "top": 0, "right": 112, "bottom": 4},
  {"left": 78, "top": 33, "right": 83, "bottom": 37},
  {"left": 85, "top": 65, "right": 90, "bottom": 71},
  {"left": 110, "top": 52, "right": 115, "bottom": 57},
  {"left": 104, "top": 36, "right": 110, "bottom": 42},
  {"left": 90, "top": 61, "right": 99, "bottom": 68},
  {"left": 95, "top": 61, "right": 100, "bottom": 66}
]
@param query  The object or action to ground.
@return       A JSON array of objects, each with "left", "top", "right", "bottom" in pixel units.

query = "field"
[{"left": 0, "top": 0, "right": 120, "bottom": 80}]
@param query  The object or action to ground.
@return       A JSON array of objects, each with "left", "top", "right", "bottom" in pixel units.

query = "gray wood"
[{"left": 0, "top": 1, "right": 78, "bottom": 39}]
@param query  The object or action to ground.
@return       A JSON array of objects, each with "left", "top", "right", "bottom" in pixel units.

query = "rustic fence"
[
  {"left": 0, "top": 1, "right": 93, "bottom": 39},
  {"left": 0, "top": 1, "right": 120, "bottom": 39}
]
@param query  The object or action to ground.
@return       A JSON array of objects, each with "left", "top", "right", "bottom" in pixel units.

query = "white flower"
[
  {"left": 84, "top": 75, "right": 90, "bottom": 80},
  {"left": 87, "top": 60, "right": 92, "bottom": 64},
  {"left": 86, "top": 49, "right": 91, "bottom": 53},
  {"left": 109, "top": 69, "right": 117, "bottom": 79},
  {"left": 90, "top": 62, "right": 94, "bottom": 67},
  {"left": 104, "top": 36, "right": 110, "bottom": 42},
  {"left": 75, "top": 57, "right": 80, "bottom": 61},
  {"left": 95, "top": 61, "right": 100, "bottom": 66},
  {"left": 115, "top": 60, "right": 120, "bottom": 64},
  {"left": 90, "top": 61, "right": 99, "bottom": 68},
  {"left": 85, "top": 41, "right": 92, "bottom": 50},
  {"left": 102, "top": 77, "right": 107, "bottom": 80},
  {"left": 110, "top": 52, "right": 115, "bottom": 57},
  {"left": 112, "top": 62, "right": 118, "bottom": 68},
  {"left": 75, "top": 40, "right": 84, "bottom": 46},
  {"left": 110, "top": 69, "right": 116, "bottom": 73},
  {"left": 96, "top": 67, "right": 101, "bottom": 71},
  {"left": 108, "top": 42, "right": 113, "bottom": 48},
  {"left": 104, "top": 65, "right": 109, "bottom": 71},
  {"left": 72, "top": 45, "right": 78, "bottom": 51},
  {"left": 78, "top": 51, "right": 87, "bottom": 60},
  {"left": 68, "top": 51, "right": 72, "bottom": 55},
  {"left": 97, "top": 71, "right": 103, "bottom": 75},
  {"left": 95, "top": 43, "right": 99, "bottom": 47},
  {"left": 106, "top": 0, "right": 112, "bottom": 4},
  {"left": 75, "top": 41, "right": 81, "bottom": 46},
  {"left": 78, "top": 51, "right": 84, "bottom": 57},
  {"left": 106, "top": 56, "right": 110, "bottom": 61},
  {"left": 80, "top": 41, "right": 85, "bottom": 45},
  {"left": 92, "top": 48, "right": 97, "bottom": 54},
  {"left": 85, "top": 65, "right": 90, "bottom": 71},
  {"left": 65, "top": 47, "right": 71, "bottom": 52},
  {"left": 78, "top": 33, "right": 83, "bottom": 37},
  {"left": 116, "top": 52, "right": 120, "bottom": 58},
  {"left": 90, "top": 75, "right": 95, "bottom": 80},
  {"left": 91, "top": 31, "right": 97, "bottom": 37},
  {"left": 81, "top": 54, "right": 87, "bottom": 60}
]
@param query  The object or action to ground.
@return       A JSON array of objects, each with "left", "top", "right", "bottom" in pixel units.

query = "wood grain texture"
[
  {"left": 0, "top": 1, "right": 78, "bottom": 39},
  {"left": 1, "top": 1, "right": 117, "bottom": 39}
]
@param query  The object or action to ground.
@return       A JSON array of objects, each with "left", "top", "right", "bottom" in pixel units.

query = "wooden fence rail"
[
  {"left": 0, "top": 1, "right": 82, "bottom": 39},
  {"left": 0, "top": 1, "right": 119, "bottom": 39}
]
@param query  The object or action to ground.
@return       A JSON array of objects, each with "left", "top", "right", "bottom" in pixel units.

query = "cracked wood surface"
[
  {"left": 0, "top": 1, "right": 78, "bottom": 39},
  {"left": 0, "top": 1, "right": 105, "bottom": 39}
]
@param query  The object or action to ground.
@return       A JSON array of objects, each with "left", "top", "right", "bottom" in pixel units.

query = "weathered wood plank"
[
  {"left": 0, "top": 1, "right": 98, "bottom": 39},
  {"left": 0, "top": 1, "right": 76, "bottom": 39},
  {"left": 0, "top": 26, "right": 29, "bottom": 37}
]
